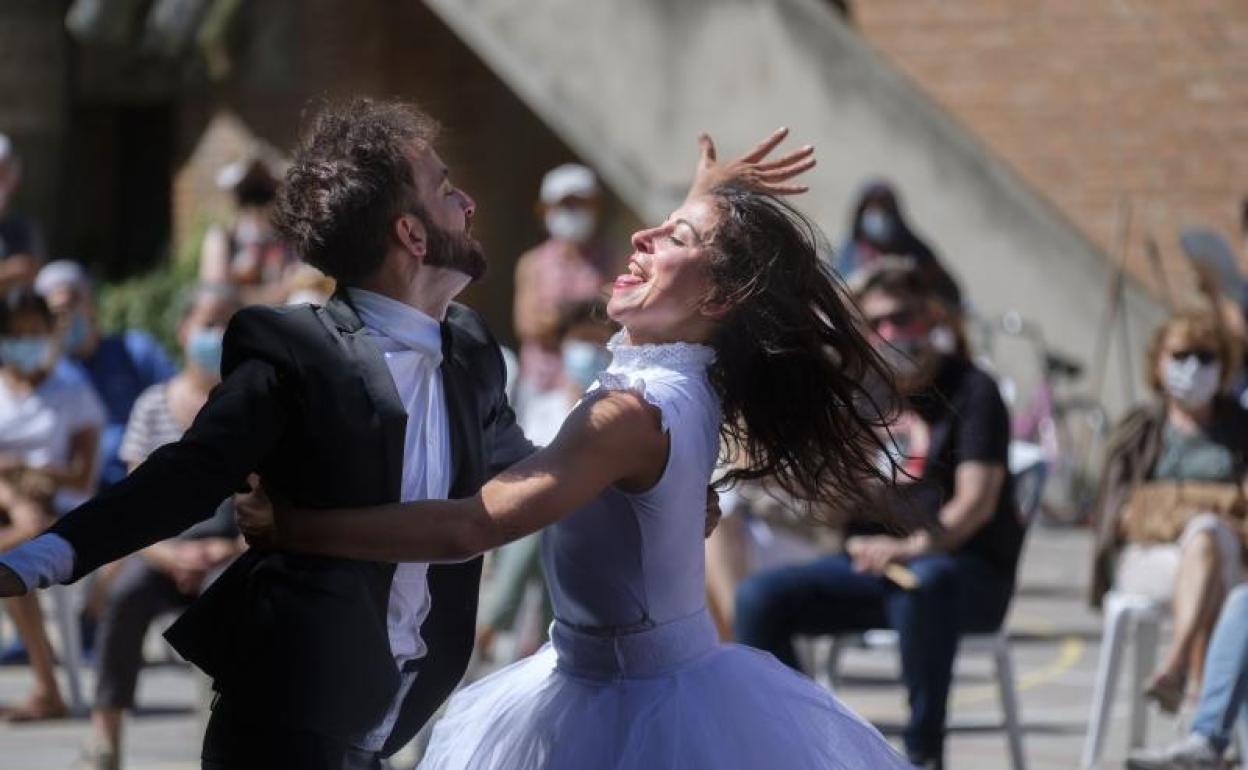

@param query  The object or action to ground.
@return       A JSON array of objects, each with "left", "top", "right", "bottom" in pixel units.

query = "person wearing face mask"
[
  {"left": 1090, "top": 311, "right": 1248, "bottom": 715},
  {"left": 34, "top": 261, "right": 176, "bottom": 494},
  {"left": 735, "top": 263, "right": 1019, "bottom": 770},
  {"left": 833, "top": 179, "right": 962, "bottom": 312},
  {"left": 475, "top": 300, "right": 618, "bottom": 664},
  {"left": 83, "top": 284, "right": 244, "bottom": 770},
  {"left": 512, "top": 164, "right": 619, "bottom": 412},
  {"left": 0, "top": 134, "right": 47, "bottom": 295},
  {"left": 0, "top": 289, "right": 105, "bottom": 721}
]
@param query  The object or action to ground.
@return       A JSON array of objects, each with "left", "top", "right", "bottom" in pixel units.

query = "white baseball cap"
[
  {"left": 35, "top": 260, "right": 91, "bottom": 297},
  {"left": 539, "top": 163, "right": 598, "bottom": 205}
]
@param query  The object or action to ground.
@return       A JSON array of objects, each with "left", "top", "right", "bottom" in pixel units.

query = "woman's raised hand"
[{"left": 686, "top": 127, "right": 816, "bottom": 202}]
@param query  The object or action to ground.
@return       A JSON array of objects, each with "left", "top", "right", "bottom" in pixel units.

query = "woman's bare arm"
[{"left": 249, "top": 391, "right": 667, "bottom": 563}]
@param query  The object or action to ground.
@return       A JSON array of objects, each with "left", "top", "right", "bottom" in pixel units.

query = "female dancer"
[{"left": 242, "top": 136, "right": 910, "bottom": 769}]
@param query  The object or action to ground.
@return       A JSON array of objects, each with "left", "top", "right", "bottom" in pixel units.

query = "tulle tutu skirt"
[{"left": 418, "top": 609, "right": 910, "bottom": 770}]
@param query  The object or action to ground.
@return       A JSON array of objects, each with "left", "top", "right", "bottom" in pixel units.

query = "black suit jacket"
[{"left": 49, "top": 293, "right": 533, "bottom": 752}]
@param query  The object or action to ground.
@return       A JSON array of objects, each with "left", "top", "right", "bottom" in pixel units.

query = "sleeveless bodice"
[{"left": 541, "top": 335, "right": 721, "bottom": 635}]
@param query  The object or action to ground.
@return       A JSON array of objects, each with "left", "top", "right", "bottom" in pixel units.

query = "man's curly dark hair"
[{"left": 273, "top": 98, "right": 441, "bottom": 286}]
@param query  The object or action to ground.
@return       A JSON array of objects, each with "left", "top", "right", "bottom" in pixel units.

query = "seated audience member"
[
  {"left": 704, "top": 478, "right": 827, "bottom": 639},
  {"left": 476, "top": 300, "right": 617, "bottom": 662},
  {"left": 1090, "top": 311, "right": 1248, "bottom": 713},
  {"left": 85, "top": 284, "right": 246, "bottom": 770},
  {"left": 833, "top": 179, "right": 962, "bottom": 312},
  {"left": 0, "top": 133, "right": 46, "bottom": 294},
  {"left": 35, "top": 260, "right": 176, "bottom": 492},
  {"left": 0, "top": 289, "right": 105, "bottom": 720},
  {"left": 734, "top": 264, "right": 1021, "bottom": 770},
  {"left": 199, "top": 153, "right": 299, "bottom": 307},
  {"left": 512, "top": 164, "right": 617, "bottom": 409},
  {"left": 1127, "top": 582, "right": 1248, "bottom": 769}
]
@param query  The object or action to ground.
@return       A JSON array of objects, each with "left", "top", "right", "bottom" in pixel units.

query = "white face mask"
[
  {"left": 1162, "top": 356, "right": 1221, "bottom": 408},
  {"left": 545, "top": 207, "right": 596, "bottom": 244}
]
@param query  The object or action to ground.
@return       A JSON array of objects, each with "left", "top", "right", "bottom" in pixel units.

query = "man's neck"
[{"left": 356, "top": 264, "right": 470, "bottom": 322}]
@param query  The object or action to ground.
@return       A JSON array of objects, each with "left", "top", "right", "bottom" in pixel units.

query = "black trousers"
[
  {"left": 95, "top": 557, "right": 190, "bottom": 709},
  {"left": 201, "top": 693, "right": 383, "bottom": 770}
]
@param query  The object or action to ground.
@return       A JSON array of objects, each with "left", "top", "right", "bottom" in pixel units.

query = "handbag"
[{"left": 1119, "top": 480, "right": 1248, "bottom": 543}]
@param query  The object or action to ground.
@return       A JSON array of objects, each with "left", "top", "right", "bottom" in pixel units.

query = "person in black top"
[
  {"left": 735, "top": 262, "right": 1021, "bottom": 770},
  {"left": 0, "top": 134, "right": 45, "bottom": 294}
]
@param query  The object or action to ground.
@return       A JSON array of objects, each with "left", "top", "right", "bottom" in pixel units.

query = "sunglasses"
[
  {"left": 865, "top": 309, "right": 917, "bottom": 333},
  {"left": 1169, "top": 349, "right": 1217, "bottom": 365}
]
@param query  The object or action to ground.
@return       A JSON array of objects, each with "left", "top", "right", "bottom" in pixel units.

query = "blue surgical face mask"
[
  {"left": 62, "top": 310, "right": 91, "bottom": 352},
  {"left": 186, "top": 328, "right": 225, "bottom": 378},
  {"left": 0, "top": 337, "right": 53, "bottom": 376},
  {"left": 562, "top": 340, "right": 609, "bottom": 390},
  {"left": 860, "top": 208, "right": 896, "bottom": 243}
]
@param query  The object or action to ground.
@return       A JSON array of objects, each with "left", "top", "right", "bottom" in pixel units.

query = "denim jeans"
[
  {"left": 1191, "top": 582, "right": 1248, "bottom": 754},
  {"left": 734, "top": 551, "right": 1014, "bottom": 761}
]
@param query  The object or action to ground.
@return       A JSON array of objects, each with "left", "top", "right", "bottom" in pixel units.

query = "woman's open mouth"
[{"left": 613, "top": 258, "right": 649, "bottom": 291}]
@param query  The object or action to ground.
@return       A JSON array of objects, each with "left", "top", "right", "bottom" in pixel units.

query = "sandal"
[
  {"left": 1144, "top": 672, "right": 1186, "bottom": 714},
  {"left": 2, "top": 694, "right": 69, "bottom": 722}
]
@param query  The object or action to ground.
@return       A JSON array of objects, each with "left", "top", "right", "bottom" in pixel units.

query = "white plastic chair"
[
  {"left": 48, "top": 583, "right": 87, "bottom": 713},
  {"left": 804, "top": 629, "right": 1027, "bottom": 770},
  {"left": 1080, "top": 590, "right": 1167, "bottom": 769}
]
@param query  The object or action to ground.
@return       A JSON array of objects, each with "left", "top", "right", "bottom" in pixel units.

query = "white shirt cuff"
[{"left": 0, "top": 533, "right": 75, "bottom": 590}]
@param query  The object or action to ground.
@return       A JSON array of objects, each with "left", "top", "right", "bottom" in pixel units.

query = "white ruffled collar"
[{"left": 604, "top": 331, "right": 716, "bottom": 377}]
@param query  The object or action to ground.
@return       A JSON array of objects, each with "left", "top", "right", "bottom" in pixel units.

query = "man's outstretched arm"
[{"left": 0, "top": 310, "right": 296, "bottom": 595}]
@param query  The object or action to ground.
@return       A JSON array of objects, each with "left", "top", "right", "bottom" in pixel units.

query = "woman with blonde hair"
[{"left": 1091, "top": 311, "right": 1248, "bottom": 712}]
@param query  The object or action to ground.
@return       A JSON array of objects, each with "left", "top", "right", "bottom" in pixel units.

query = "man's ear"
[{"left": 394, "top": 214, "right": 429, "bottom": 260}]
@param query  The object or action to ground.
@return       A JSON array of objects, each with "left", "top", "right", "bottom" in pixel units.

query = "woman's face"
[
  {"left": 1156, "top": 326, "right": 1222, "bottom": 409},
  {"left": 0, "top": 310, "right": 56, "bottom": 377},
  {"left": 607, "top": 196, "right": 721, "bottom": 345}
]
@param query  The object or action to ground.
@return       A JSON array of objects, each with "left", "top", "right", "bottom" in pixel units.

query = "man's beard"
[{"left": 424, "top": 220, "right": 487, "bottom": 282}]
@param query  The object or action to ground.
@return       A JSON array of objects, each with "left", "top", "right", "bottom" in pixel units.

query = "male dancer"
[{"left": 0, "top": 97, "right": 809, "bottom": 768}]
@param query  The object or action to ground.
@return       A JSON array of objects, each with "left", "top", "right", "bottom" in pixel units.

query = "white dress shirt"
[{"left": 345, "top": 288, "right": 452, "bottom": 750}]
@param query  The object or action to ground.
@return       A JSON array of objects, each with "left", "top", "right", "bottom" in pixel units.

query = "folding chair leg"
[
  {"left": 826, "top": 635, "right": 846, "bottom": 692},
  {"left": 1082, "top": 601, "right": 1132, "bottom": 769},
  {"left": 993, "top": 638, "right": 1027, "bottom": 770}
]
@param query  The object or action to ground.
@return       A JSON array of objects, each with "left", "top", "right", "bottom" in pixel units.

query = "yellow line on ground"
[{"left": 950, "top": 624, "right": 1085, "bottom": 708}]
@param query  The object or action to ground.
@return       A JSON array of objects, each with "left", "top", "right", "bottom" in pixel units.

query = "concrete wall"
[
  {"left": 171, "top": 0, "right": 630, "bottom": 343},
  {"left": 425, "top": 0, "right": 1164, "bottom": 415}
]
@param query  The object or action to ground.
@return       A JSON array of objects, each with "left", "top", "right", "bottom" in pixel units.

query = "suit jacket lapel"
[
  {"left": 440, "top": 321, "right": 478, "bottom": 498},
  {"left": 323, "top": 292, "right": 407, "bottom": 500}
]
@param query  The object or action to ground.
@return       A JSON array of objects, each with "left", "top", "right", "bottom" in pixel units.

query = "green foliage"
[{"left": 96, "top": 220, "right": 210, "bottom": 360}]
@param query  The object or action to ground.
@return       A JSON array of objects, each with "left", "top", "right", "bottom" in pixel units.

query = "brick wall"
[{"left": 852, "top": 0, "right": 1248, "bottom": 306}]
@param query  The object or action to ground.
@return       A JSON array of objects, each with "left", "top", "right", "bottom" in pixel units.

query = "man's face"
[{"left": 405, "top": 144, "right": 486, "bottom": 280}]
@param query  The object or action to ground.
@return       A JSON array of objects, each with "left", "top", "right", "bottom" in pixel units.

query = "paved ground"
[{"left": 0, "top": 526, "right": 1223, "bottom": 769}]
